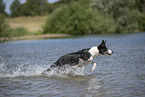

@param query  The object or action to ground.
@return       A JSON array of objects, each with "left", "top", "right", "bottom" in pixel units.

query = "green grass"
[{"left": 6, "top": 16, "right": 48, "bottom": 34}]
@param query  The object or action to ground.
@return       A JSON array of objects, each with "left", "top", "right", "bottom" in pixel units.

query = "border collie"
[{"left": 47, "top": 40, "right": 113, "bottom": 72}]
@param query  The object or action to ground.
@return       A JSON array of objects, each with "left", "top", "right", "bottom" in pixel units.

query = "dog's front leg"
[{"left": 91, "top": 61, "right": 97, "bottom": 72}]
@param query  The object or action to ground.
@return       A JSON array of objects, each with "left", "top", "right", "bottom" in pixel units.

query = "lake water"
[{"left": 0, "top": 32, "right": 145, "bottom": 97}]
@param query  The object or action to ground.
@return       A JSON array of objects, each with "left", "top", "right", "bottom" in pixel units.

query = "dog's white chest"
[{"left": 89, "top": 46, "right": 99, "bottom": 58}]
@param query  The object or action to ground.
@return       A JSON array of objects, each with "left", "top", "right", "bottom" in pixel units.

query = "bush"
[
  {"left": 43, "top": 2, "right": 115, "bottom": 35},
  {"left": 11, "top": 27, "right": 33, "bottom": 37},
  {"left": 0, "top": 15, "right": 33, "bottom": 39},
  {"left": 90, "top": 0, "right": 140, "bottom": 33},
  {"left": 0, "top": 14, "right": 12, "bottom": 38},
  {"left": 0, "top": 14, "right": 33, "bottom": 42},
  {"left": 138, "top": 13, "right": 145, "bottom": 31}
]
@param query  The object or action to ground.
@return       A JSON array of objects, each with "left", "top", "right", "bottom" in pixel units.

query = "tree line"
[
  {"left": 43, "top": 0, "right": 145, "bottom": 34},
  {"left": 10, "top": 0, "right": 82, "bottom": 17},
  {"left": 10, "top": 0, "right": 54, "bottom": 17},
  {"left": 0, "top": 0, "right": 145, "bottom": 39}
]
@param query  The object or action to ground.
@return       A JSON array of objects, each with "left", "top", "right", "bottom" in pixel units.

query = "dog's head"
[{"left": 98, "top": 40, "right": 113, "bottom": 56}]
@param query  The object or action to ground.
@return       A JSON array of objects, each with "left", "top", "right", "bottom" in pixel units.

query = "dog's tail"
[{"left": 46, "top": 64, "right": 57, "bottom": 71}]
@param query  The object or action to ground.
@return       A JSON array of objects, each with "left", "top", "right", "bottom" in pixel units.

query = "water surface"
[{"left": 0, "top": 33, "right": 145, "bottom": 97}]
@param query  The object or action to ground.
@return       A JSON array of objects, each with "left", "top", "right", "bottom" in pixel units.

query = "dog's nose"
[{"left": 112, "top": 51, "right": 113, "bottom": 54}]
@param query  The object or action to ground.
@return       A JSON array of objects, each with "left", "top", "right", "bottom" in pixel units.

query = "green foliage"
[
  {"left": 11, "top": 0, "right": 54, "bottom": 17},
  {"left": 0, "top": 0, "right": 7, "bottom": 16},
  {"left": 135, "top": 0, "right": 145, "bottom": 13},
  {"left": 0, "top": 14, "right": 12, "bottom": 38},
  {"left": 43, "top": 2, "right": 115, "bottom": 35},
  {"left": 25, "top": 0, "right": 48, "bottom": 16},
  {"left": 10, "top": 0, "right": 21, "bottom": 16},
  {"left": 10, "top": 0, "right": 89, "bottom": 17},
  {"left": 138, "top": 13, "right": 145, "bottom": 31},
  {"left": 0, "top": 0, "right": 5, "bottom": 14},
  {"left": 11, "top": 27, "right": 33, "bottom": 37},
  {"left": 91, "top": 0, "right": 140, "bottom": 33},
  {"left": 0, "top": 14, "right": 33, "bottom": 39},
  {"left": 0, "top": 14, "right": 4, "bottom": 33}
]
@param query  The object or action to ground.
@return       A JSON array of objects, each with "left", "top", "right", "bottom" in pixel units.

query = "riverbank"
[{"left": 0, "top": 34, "right": 71, "bottom": 41}]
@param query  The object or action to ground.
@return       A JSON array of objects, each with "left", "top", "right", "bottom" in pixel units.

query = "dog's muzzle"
[{"left": 106, "top": 49, "right": 113, "bottom": 56}]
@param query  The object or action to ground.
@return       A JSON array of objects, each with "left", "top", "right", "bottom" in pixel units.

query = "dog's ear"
[
  {"left": 101, "top": 40, "right": 106, "bottom": 46},
  {"left": 101, "top": 40, "right": 104, "bottom": 44},
  {"left": 105, "top": 40, "right": 106, "bottom": 44}
]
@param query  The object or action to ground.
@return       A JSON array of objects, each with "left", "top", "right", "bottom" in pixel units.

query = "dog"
[{"left": 47, "top": 40, "right": 113, "bottom": 72}]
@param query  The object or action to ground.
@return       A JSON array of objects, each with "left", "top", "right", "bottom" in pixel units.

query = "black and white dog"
[{"left": 47, "top": 40, "right": 113, "bottom": 72}]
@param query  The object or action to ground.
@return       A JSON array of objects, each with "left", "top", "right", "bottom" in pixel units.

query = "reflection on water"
[
  {"left": 87, "top": 78, "right": 102, "bottom": 97},
  {"left": 0, "top": 32, "right": 145, "bottom": 96}
]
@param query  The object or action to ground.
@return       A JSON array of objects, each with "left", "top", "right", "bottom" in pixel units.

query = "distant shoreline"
[{"left": 0, "top": 34, "right": 71, "bottom": 41}]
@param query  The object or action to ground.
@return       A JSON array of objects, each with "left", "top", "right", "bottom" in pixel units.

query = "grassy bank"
[
  {"left": 6, "top": 16, "right": 48, "bottom": 34},
  {"left": 1, "top": 15, "right": 72, "bottom": 42}
]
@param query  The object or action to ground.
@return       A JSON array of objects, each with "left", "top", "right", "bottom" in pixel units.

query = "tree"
[
  {"left": 43, "top": 2, "right": 115, "bottom": 35},
  {"left": 10, "top": 0, "right": 50, "bottom": 16},
  {"left": 136, "top": 0, "right": 145, "bottom": 13},
  {"left": 10, "top": 0, "right": 21, "bottom": 16},
  {"left": 0, "top": 14, "right": 11, "bottom": 39},
  {"left": 91, "top": 0, "right": 140, "bottom": 33},
  {"left": 24, "top": 0, "right": 48, "bottom": 16},
  {"left": 0, "top": 0, "right": 6, "bottom": 15},
  {"left": 0, "top": 0, "right": 10, "bottom": 39}
]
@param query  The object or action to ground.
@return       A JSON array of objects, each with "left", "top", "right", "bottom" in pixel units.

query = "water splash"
[
  {"left": 0, "top": 63, "right": 86, "bottom": 78},
  {"left": 0, "top": 63, "right": 48, "bottom": 77},
  {"left": 44, "top": 65, "right": 86, "bottom": 77},
  {"left": 11, "top": 64, "right": 47, "bottom": 77}
]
